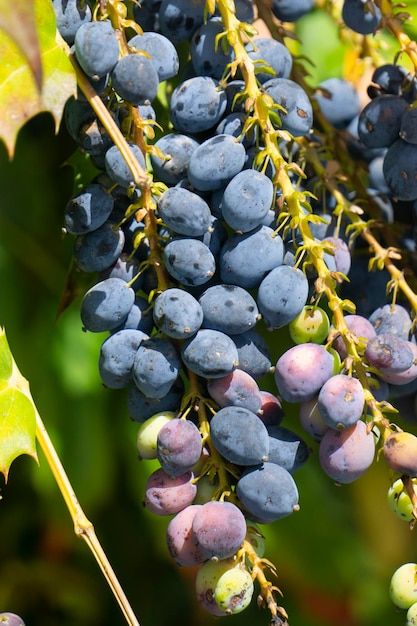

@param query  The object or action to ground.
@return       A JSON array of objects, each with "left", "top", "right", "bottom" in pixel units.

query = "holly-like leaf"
[
  {"left": 0, "top": 0, "right": 42, "bottom": 89},
  {"left": 0, "top": 331, "right": 13, "bottom": 382},
  {"left": 0, "top": 328, "right": 38, "bottom": 481},
  {"left": 0, "top": 0, "right": 77, "bottom": 158}
]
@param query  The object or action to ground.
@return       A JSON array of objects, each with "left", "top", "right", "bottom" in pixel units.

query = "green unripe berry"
[
  {"left": 193, "top": 474, "right": 219, "bottom": 504},
  {"left": 288, "top": 305, "right": 330, "bottom": 345},
  {"left": 328, "top": 346, "right": 342, "bottom": 376},
  {"left": 387, "top": 478, "right": 417, "bottom": 522},
  {"left": 196, "top": 558, "right": 235, "bottom": 616},
  {"left": 407, "top": 601, "right": 417, "bottom": 625},
  {"left": 136, "top": 411, "right": 175, "bottom": 460},
  {"left": 390, "top": 563, "right": 417, "bottom": 609},
  {"left": 214, "top": 566, "right": 254, "bottom": 614}
]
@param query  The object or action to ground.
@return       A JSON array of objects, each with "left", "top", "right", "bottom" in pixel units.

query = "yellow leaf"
[
  {"left": 0, "top": 0, "right": 76, "bottom": 158},
  {"left": 0, "top": 0, "right": 42, "bottom": 89},
  {"left": 0, "top": 329, "right": 38, "bottom": 481}
]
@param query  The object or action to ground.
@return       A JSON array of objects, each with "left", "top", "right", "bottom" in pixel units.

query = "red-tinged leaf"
[
  {"left": 0, "top": 0, "right": 42, "bottom": 89},
  {"left": 0, "top": 328, "right": 38, "bottom": 481},
  {"left": 0, "top": 0, "right": 77, "bottom": 158}
]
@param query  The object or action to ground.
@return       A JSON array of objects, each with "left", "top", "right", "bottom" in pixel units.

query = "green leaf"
[
  {"left": 0, "top": 0, "right": 42, "bottom": 89},
  {"left": 0, "top": 0, "right": 77, "bottom": 158},
  {"left": 0, "top": 328, "right": 38, "bottom": 481},
  {"left": 64, "top": 148, "right": 102, "bottom": 194},
  {"left": 0, "top": 331, "right": 13, "bottom": 381},
  {"left": 295, "top": 10, "right": 346, "bottom": 85}
]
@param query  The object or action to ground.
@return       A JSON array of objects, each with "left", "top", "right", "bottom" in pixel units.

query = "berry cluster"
[{"left": 53, "top": 0, "right": 417, "bottom": 623}]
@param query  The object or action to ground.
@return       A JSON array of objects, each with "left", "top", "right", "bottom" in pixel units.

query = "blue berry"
[{"left": 74, "top": 20, "right": 119, "bottom": 79}]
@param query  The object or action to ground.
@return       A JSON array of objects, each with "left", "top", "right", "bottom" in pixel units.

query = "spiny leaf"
[
  {"left": 0, "top": 0, "right": 76, "bottom": 158},
  {"left": 0, "top": 333, "right": 13, "bottom": 381},
  {"left": 0, "top": 0, "right": 42, "bottom": 89},
  {"left": 0, "top": 328, "right": 38, "bottom": 481}
]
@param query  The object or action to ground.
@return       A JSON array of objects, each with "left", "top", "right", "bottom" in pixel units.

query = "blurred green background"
[{"left": 1, "top": 2, "right": 417, "bottom": 626}]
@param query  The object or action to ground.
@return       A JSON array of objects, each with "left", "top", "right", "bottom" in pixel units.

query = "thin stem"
[
  {"left": 35, "top": 410, "right": 140, "bottom": 626},
  {"left": 65, "top": 46, "right": 151, "bottom": 190},
  {"left": 187, "top": 370, "right": 236, "bottom": 498},
  {"left": 375, "top": 0, "right": 417, "bottom": 70},
  {"left": 143, "top": 204, "right": 171, "bottom": 292},
  {"left": 361, "top": 228, "right": 417, "bottom": 313},
  {"left": 239, "top": 538, "right": 289, "bottom": 626}
]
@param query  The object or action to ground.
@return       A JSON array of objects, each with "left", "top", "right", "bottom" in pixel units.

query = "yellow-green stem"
[
  {"left": 35, "top": 410, "right": 140, "bottom": 626},
  {"left": 144, "top": 204, "right": 171, "bottom": 292},
  {"left": 187, "top": 370, "right": 235, "bottom": 498},
  {"left": 375, "top": 0, "right": 417, "bottom": 70},
  {"left": 240, "top": 538, "right": 288, "bottom": 625},
  {"left": 65, "top": 46, "right": 151, "bottom": 190},
  {"left": 362, "top": 229, "right": 417, "bottom": 313}
]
